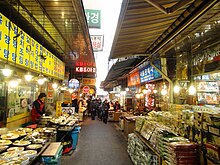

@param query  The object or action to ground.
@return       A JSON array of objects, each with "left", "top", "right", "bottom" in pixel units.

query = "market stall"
[
  {"left": 0, "top": 113, "right": 80, "bottom": 164},
  {"left": 127, "top": 104, "right": 220, "bottom": 165}
]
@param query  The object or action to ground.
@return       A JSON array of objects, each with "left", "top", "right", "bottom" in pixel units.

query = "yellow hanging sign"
[{"left": 0, "top": 13, "right": 65, "bottom": 80}]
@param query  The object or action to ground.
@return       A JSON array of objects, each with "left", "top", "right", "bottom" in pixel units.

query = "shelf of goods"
[
  {"left": 131, "top": 104, "right": 220, "bottom": 165},
  {"left": 128, "top": 116, "right": 201, "bottom": 165}
]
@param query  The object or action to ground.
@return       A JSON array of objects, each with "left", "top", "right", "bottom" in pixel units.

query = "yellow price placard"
[{"left": 56, "top": 101, "right": 62, "bottom": 117}]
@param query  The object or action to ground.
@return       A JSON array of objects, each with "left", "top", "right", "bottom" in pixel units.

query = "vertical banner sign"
[
  {"left": 56, "top": 101, "right": 62, "bottom": 117},
  {"left": 85, "top": 9, "right": 101, "bottom": 28},
  {"left": 90, "top": 35, "right": 104, "bottom": 51},
  {"left": 0, "top": 13, "right": 65, "bottom": 80}
]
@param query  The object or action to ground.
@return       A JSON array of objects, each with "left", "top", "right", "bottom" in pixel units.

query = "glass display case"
[{"left": 196, "top": 81, "right": 219, "bottom": 105}]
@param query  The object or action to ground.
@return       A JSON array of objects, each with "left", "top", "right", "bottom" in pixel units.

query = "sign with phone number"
[
  {"left": 139, "top": 60, "right": 162, "bottom": 83},
  {"left": 0, "top": 13, "right": 65, "bottom": 80}
]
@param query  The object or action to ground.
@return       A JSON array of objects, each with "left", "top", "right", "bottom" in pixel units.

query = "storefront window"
[{"left": 7, "top": 84, "right": 36, "bottom": 118}]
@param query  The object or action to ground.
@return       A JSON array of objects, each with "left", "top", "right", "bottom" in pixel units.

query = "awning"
[
  {"left": 110, "top": 0, "right": 219, "bottom": 59},
  {"left": 103, "top": 57, "right": 144, "bottom": 89}
]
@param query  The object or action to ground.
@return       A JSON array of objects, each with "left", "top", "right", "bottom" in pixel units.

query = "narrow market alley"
[{"left": 61, "top": 117, "right": 133, "bottom": 165}]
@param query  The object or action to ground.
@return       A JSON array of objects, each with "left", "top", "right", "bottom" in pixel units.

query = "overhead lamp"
[
  {"left": 142, "top": 89, "right": 148, "bottom": 94},
  {"left": 2, "top": 64, "right": 13, "bottom": 77},
  {"left": 52, "top": 82, "right": 58, "bottom": 89},
  {"left": 174, "top": 85, "right": 180, "bottom": 93},
  {"left": 153, "top": 89, "right": 158, "bottom": 93},
  {"left": 9, "top": 80, "right": 19, "bottom": 88},
  {"left": 37, "top": 74, "right": 45, "bottom": 85},
  {"left": 24, "top": 72, "right": 33, "bottom": 81},
  {"left": 161, "top": 89, "right": 167, "bottom": 95},
  {"left": 69, "top": 88, "right": 74, "bottom": 93},
  {"left": 189, "top": 84, "right": 196, "bottom": 95},
  {"left": 135, "top": 93, "right": 140, "bottom": 99}
]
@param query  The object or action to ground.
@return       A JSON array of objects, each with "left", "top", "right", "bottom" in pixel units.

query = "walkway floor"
[{"left": 61, "top": 117, "right": 133, "bottom": 165}]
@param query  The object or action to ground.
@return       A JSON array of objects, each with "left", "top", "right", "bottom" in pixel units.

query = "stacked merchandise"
[
  {"left": 135, "top": 116, "right": 146, "bottom": 133},
  {"left": 168, "top": 142, "right": 199, "bottom": 165},
  {"left": 127, "top": 133, "right": 159, "bottom": 165},
  {"left": 133, "top": 116, "right": 200, "bottom": 165},
  {"left": 156, "top": 131, "right": 199, "bottom": 165}
]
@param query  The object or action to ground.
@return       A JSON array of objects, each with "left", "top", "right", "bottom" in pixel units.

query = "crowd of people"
[
  {"left": 85, "top": 97, "right": 121, "bottom": 124},
  {"left": 31, "top": 92, "right": 121, "bottom": 125}
]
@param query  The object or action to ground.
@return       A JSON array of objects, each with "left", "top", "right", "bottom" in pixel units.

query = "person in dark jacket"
[
  {"left": 72, "top": 98, "right": 79, "bottom": 113},
  {"left": 31, "top": 93, "right": 46, "bottom": 124},
  {"left": 102, "top": 100, "right": 110, "bottom": 124},
  {"left": 114, "top": 101, "right": 121, "bottom": 112}
]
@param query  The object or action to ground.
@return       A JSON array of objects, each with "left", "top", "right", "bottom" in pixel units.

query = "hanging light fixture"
[
  {"left": 174, "top": 85, "right": 180, "bottom": 93},
  {"left": 161, "top": 83, "right": 168, "bottom": 95},
  {"left": 142, "top": 89, "right": 148, "bottom": 94},
  {"left": 2, "top": 64, "right": 13, "bottom": 77},
  {"left": 135, "top": 93, "right": 141, "bottom": 99},
  {"left": 24, "top": 71, "right": 33, "bottom": 82},
  {"left": 52, "top": 82, "right": 58, "bottom": 89},
  {"left": 189, "top": 84, "right": 196, "bottom": 95},
  {"left": 9, "top": 80, "right": 19, "bottom": 88},
  {"left": 37, "top": 74, "right": 45, "bottom": 85},
  {"left": 69, "top": 88, "right": 74, "bottom": 93}
]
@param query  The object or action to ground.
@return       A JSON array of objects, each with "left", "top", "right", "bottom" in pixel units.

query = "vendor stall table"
[{"left": 124, "top": 117, "right": 136, "bottom": 139}]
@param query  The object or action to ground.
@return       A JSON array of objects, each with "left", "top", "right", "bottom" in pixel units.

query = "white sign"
[
  {"left": 91, "top": 35, "right": 104, "bottom": 52},
  {"left": 62, "top": 107, "right": 75, "bottom": 114}
]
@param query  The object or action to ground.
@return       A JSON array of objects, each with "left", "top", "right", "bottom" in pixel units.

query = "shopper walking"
[
  {"left": 91, "top": 99, "right": 97, "bottom": 120},
  {"left": 97, "top": 98, "right": 102, "bottom": 120},
  {"left": 31, "top": 93, "right": 46, "bottom": 124},
  {"left": 102, "top": 99, "right": 110, "bottom": 124}
]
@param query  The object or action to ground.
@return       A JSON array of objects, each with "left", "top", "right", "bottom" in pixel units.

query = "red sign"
[
  {"left": 83, "top": 86, "right": 90, "bottom": 93},
  {"left": 76, "top": 67, "right": 96, "bottom": 73},
  {"left": 128, "top": 71, "right": 140, "bottom": 86},
  {"left": 75, "top": 61, "right": 96, "bottom": 67}
]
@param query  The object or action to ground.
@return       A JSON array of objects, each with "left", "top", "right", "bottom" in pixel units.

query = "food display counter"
[{"left": 0, "top": 114, "right": 80, "bottom": 164}]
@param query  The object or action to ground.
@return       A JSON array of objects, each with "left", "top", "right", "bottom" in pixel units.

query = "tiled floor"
[{"left": 61, "top": 117, "right": 133, "bottom": 165}]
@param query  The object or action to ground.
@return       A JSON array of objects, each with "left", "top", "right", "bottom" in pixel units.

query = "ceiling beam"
[
  {"left": 144, "top": 0, "right": 167, "bottom": 14},
  {"left": 167, "top": 0, "right": 194, "bottom": 13}
]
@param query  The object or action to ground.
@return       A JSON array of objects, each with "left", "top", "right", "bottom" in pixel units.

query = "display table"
[
  {"left": 28, "top": 142, "right": 50, "bottom": 165},
  {"left": 114, "top": 112, "right": 122, "bottom": 122},
  {"left": 124, "top": 117, "right": 136, "bottom": 138}
]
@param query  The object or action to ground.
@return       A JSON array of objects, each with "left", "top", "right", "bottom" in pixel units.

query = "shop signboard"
[
  {"left": 69, "top": 79, "right": 80, "bottom": 89},
  {"left": 0, "top": 13, "right": 65, "bottom": 80},
  {"left": 83, "top": 86, "right": 90, "bottom": 93},
  {"left": 82, "top": 78, "right": 96, "bottom": 85},
  {"left": 85, "top": 9, "right": 101, "bottom": 29},
  {"left": 139, "top": 60, "right": 162, "bottom": 83},
  {"left": 63, "top": 91, "right": 71, "bottom": 103},
  {"left": 128, "top": 71, "right": 140, "bottom": 87},
  {"left": 75, "top": 61, "right": 96, "bottom": 73},
  {"left": 62, "top": 107, "right": 75, "bottom": 114},
  {"left": 90, "top": 35, "right": 104, "bottom": 51}
]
